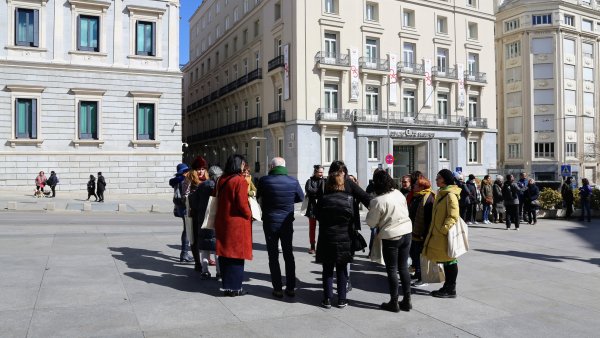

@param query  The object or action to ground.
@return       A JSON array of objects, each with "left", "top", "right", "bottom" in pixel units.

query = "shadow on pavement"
[
  {"left": 476, "top": 248, "right": 600, "bottom": 267},
  {"left": 564, "top": 222, "right": 600, "bottom": 254}
]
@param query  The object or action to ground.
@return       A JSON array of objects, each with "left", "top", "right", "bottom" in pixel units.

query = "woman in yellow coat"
[{"left": 422, "top": 169, "right": 461, "bottom": 298}]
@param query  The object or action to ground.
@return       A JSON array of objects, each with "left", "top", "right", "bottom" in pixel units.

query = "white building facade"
[
  {"left": 184, "top": 0, "right": 497, "bottom": 185},
  {"left": 496, "top": 0, "right": 600, "bottom": 182},
  {"left": 0, "top": 0, "right": 182, "bottom": 193}
]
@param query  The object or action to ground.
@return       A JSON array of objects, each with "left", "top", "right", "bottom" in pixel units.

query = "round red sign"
[{"left": 385, "top": 154, "right": 394, "bottom": 165}]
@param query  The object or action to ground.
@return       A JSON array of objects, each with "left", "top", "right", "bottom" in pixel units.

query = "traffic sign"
[
  {"left": 455, "top": 167, "right": 463, "bottom": 174},
  {"left": 385, "top": 154, "right": 394, "bottom": 165},
  {"left": 561, "top": 165, "right": 571, "bottom": 177}
]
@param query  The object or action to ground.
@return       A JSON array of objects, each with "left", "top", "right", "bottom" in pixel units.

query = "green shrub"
[
  {"left": 573, "top": 188, "right": 580, "bottom": 209},
  {"left": 538, "top": 187, "right": 563, "bottom": 210},
  {"left": 592, "top": 188, "right": 600, "bottom": 210}
]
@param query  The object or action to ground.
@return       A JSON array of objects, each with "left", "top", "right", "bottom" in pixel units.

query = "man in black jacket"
[
  {"left": 97, "top": 172, "right": 106, "bottom": 202},
  {"left": 257, "top": 157, "right": 304, "bottom": 298}
]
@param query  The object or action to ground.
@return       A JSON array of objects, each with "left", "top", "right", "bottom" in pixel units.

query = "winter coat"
[
  {"left": 464, "top": 180, "right": 478, "bottom": 205},
  {"left": 189, "top": 179, "right": 217, "bottom": 251},
  {"left": 316, "top": 180, "right": 371, "bottom": 265},
  {"left": 517, "top": 178, "right": 528, "bottom": 200},
  {"left": 493, "top": 181, "right": 504, "bottom": 205},
  {"left": 214, "top": 174, "right": 253, "bottom": 260},
  {"left": 46, "top": 173, "right": 59, "bottom": 187},
  {"left": 408, "top": 189, "right": 434, "bottom": 242},
  {"left": 35, "top": 175, "right": 47, "bottom": 188},
  {"left": 97, "top": 175, "right": 106, "bottom": 193},
  {"left": 169, "top": 175, "right": 186, "bottom": 217},
  {"left": 304, "top": 176, "right": 324, "bottom": 219},
  {"left": 422, "top": 185, "right": 461, "bottom": 262},
  {"left": 579, "top": 184, "right": 593, "bottom": 200},
  {"left": 481, "top": 181, "right": 493, "bottom": 205},
  {"left": 87, "top": 179, "right": 96, "bottom": 193},
  {"left": 257, "top": 166, "right": 304, "bottom": 232},
  {"left": 366, "top": 189, "right": 413, "bottom": 264},
  {"left": 525, "top": 184, "right": 540, "bottom": 204},
  {"left": 457, "top": 180, "right": 469, "bottom": 205},
  {"left": 561, "top": 184, "right": 574, "bottom": 204},
  {"left": 502, "top": 181, "right": 520, "bottom": 206}
]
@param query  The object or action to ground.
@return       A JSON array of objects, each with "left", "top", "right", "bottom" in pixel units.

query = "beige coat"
[
  {"left": 366, "top": 189, "right": 412, "bottom": 264},
  {"left": 422, "top": 185, "right": 461, "bottom": 262}
]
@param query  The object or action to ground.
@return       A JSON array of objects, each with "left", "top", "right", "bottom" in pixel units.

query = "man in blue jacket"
[{"left": 257, "top": 157, "right": 304, "bottom": 298}]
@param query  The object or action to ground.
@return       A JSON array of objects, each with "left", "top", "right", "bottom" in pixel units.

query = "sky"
[{"left": 180, "top": 0, "right": 203, "bottom": 66}]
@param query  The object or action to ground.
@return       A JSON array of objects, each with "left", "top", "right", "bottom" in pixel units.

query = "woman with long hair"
[
  {"left": 366, "top": 169, "right": 413, "bottom": 312},
  {"left": 408, "top": 176, "right": 434, "bottom": 287},
  {"left": 305, "top": 165, "right": 324, "bottom": 254}
]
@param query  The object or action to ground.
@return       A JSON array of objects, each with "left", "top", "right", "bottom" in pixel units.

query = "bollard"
[
  {"left": 45, "top": 203, "right": 55, "bottom": 211},
  {"left": 7, "top": 201, "right": 17, "bottom": 210},
  {"left": 118, "top": 203, "right": 128, "bottom": 212},
  {"left": 83, "top": 202, "right": 92, "bottom": 211},
  {"left": 151, "top": 204, "right": 160, "bottom": 213}
]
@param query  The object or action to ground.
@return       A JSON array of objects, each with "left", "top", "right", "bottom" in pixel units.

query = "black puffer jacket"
[
  {"left": 304, "top": 176, "right": 324, "bottom": 218},
  {"left": 189, "top": 179, "right": 216, "bottom": 251}
]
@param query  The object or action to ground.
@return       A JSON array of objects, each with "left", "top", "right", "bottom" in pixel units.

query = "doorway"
[{"left": 393, "top": 145, "right": 414, "bottom": 184}]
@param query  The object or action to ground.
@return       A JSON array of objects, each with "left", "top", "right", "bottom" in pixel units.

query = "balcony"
[
  {"left": 359, "top": 57, "right": 389, "bottom": 72},
  {"left": 185, "top": 116, "right": 264, "bottom": 143},
  {"left": 268, "top": 55, "right": 285, "bottom": 72},
  {"left": 466, "top": 117, "right": 488, "bottom": 128},
  {"left": 353, "top": 109, "right": 465, "bottom": 127},
  {"left": 431, "top": 67, "right": 457, "bottom": 80},
  {"left": 315, "top": 108, "right": 353, "bottom": 122},
  {"left": 397, "top": 62, "right": 425, "bottom": 76},
  {"left": 248, "top": 68, "right": 263, "bottom": 82},
  {"left": 268, "top": 110, "right": 286, "bottom": 124},
  {"left": 314, "top": 51, "right": 350, "bottom": 67},
  {"left": 247, "top": 116, "right": 262, "bottom": 129},
  {"left": 464, "top": 71, "right": 487, "bottom": 83}
]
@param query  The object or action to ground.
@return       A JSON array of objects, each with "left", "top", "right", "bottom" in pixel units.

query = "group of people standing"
[{"left": 34, "top": 171, "right": 59, "bottom": 197}]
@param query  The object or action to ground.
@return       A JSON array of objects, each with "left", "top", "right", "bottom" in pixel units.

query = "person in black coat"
[
  {"left": 46, "top": 171, "right": 59, "bottom": 198},
  {"left": 86, "top": 175, "right": 97, "bottom": 201},
  {"left": 257, "top": 157, "right": 304, "bottom": 298},
  {"left": 316, "top": 160, "right": 371, "bottom": 309},
  {"left": 524, "top": 178, "right": 540, "bottom": 225},
  {"left": 97, "top": 172, "right": 106, "bottom": 202},
  {"left": 304, "top": 165, "right": 324, "bottom": 254},
  {"left": 561, "top": 177, "right": 574, "bottom": 219}
]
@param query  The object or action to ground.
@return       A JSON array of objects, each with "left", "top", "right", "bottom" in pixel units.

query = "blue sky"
[{"left": 180, "top": 0, "right": 202, "bottom": 66}]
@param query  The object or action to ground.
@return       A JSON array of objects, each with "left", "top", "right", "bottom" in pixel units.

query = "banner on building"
[
  {"left": 424, "top": 59, "right": 433, "bottom": 107},
  {"left": 283, "top": 44, "right": 290, "bottom": 100},
  {"left": 350, "top": 48, "right": 360, "bottom": 101},
  {"left": 457, "top": 63, "right": 465, "bottom": 110},
  {"left": 388, "top": 53, "right": 398, "bottom": 104}
]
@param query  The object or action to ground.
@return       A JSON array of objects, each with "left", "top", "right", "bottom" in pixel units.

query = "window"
[
  {"left": 77, "top": 15, "right": 99, "bottom": 52},
  {"left": 565, "top": 116, "right": 576, "bottom": 131},
  {"left": 224, "top": 44, "right": 229, "bottom": 58},
  {"left": 584, "top": 92, "right": 594, "bottom": 109},
  {"left": 506, "top": 67, "right": 522, "bottom": 83},
  {"left": 136, "top": 21, "right": 156, "bottom": 56},
  {"left": 563, "top": 64, "right": 575, "bottom": 80},
  {"left": 403, "top": 90, "right": 415, "bottom": 116},
  {"left": 436, "top": 48, "right": 448, "bottom": 72},
  {"left": 15, "top": 8, "right": 39, "bottom": 47},
  {"left": 365, "top": 86, "right": 379, "bottom": 116},
  {"left": 563, "top": 38, "right": 575, "bottom": 55},
  {"left": 566, "top": 142, "right": 577, "bottom": 158},
  {"left": 507, "top": 117, "right": 522, "bottom": 134},
  {"left": 325, "top": 137, "right": 339, "bottom": 163},
  {"left": 234, "top": 7, "right": 239, "bottom": 21},
  {"left": 583, "top": 42, "right": 594, "bottom": 59},
  {"left": 532, "top": 14, "right": 552, "bottom": 26},
  {"left": 366, "top": 2, "right": 378, "bottom": 21},
  {"left": 255, "top": 96, "right": 261, "bottom": 117},
  {"left": 534, "top": 115, "right": 554, "bottom": 132},
  {"left": 368, "top": 140, "right": 378, "bottom": 160},
  {"left": 274, "top": 2, "right": 281, "bottom": 21},
  {"left": 506, "top": 92, "right": 522, "bottom": 108},
  {"left": 365, "top": 38, "right": 378, "bottom": 64},
  {"left": 233, "top": 37, "right": 238, "bottom": 51},
  {"left": 534, "top": 142, "right": 555, "bottom": 158},
  {"left": 137, "top": 103, "right": 155, "bottom": 140},
  {"left": 439, "top": 141, "right": 449, "bottom": 160},
  {"left": 216, "top": 25, "right": 221, "bottom": 38},
  {"left": 505, "top": 41, "right": 521, "bottom": 58},
  {"left": 468, "top": 140, "right": 479, "bottom": 163},
  {"left": 582, "top": 19, "right": 593, "bottom": 32},
  {"left": 277, "top": 87, "right": 283, "bottom": 110},
  {"left": 243, "top": 29, "right": 248, "bottom": 45},
  {"left": 534, "top": 89, "right": 554, "bottom": 105},
  {"left": 324, "top": 32, "right": 337, "bottom": 58},
  {"left": 584, "top": 67, "right": 594, "bottom": 81},
  {"left": 278, "top": 138, "right": 284, "bottom": 157},
  {"left": 15, "top": 98, "right": 37, "bottom": 139},
  {"left": 505, "top": 19, "right": 520, "bottom": 32},
  {"left": 467, "top": 53, "right": 479, "bottom": 75},
  {"left": 244, "top": 100, "right": 249, "bottom": 120},
  {"left": 255, "top": 51, "right": 260, "bottom": 69},
  {"left": 533, "top": 64, "right": 553, "bottom": 79},
  {"left": 468, "top": 22, "right": 478, "bottom": 40},
  {"left": 244, "top": 0, "right": 249, "bottom": 13},
  {"left": 508, "top": 144, "right": 521, "bottom": 159},
  {"left": 234, "top": 104, "right": 239, "bottom": 122},
  {"left": 532, "top": 38, "right": 553, "bottom": 54},
  {"left": 324, "top": 0, "right": 336, "bottom": 14},
  {"left": 437, "top": 93, "right": 448, "bottom": 119},
  {"left": 402, "top": 42, "right": 415, "bottom": 65},
  {"left": 403, "top": 9, "right": 414, "bottom": 28},
  {"left": 254, "top": 20, "right": 260, "bottom": 37},
  {"left": 324, "top": 84, "right": 338, "bottom": 111},
  {"left": 564, "top": 90, "right": 576, "bottom": 113},
  {"left": 437, "top": 16, "right": 448, "bottom": 34},
  {"left": 468, "top": 96, "right": 478, "bottom": 119},
  {"left": 243, "top": 58, "right": 248, "bottom": 74},
  {"left": 275, "top": 38, "right": 282, "bottom": 56},
  {"left": 79, "top": 101, "right": 98, "bottom": 139},
  {"left": 564, "top": 15, "right": 574, "bottom": 27}
]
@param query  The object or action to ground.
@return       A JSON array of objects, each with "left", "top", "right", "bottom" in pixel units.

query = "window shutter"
[
  {"left": 149, "top": 105, "right": 155, "bottom": 140},
  {"left": 33, "top": 10, "right": 39, "bottom": 47},
  {"left": 76, "top": 15, "right": 81, "bottom": 50},
  {"left": 96, "top": 18, "right": 100, "bottom": 52},
  {"left": 31, "top": 99, "right": 37, "bottom": 139},
  {"left": 151, "top": 22, "right": 157, "bottom": 56},
  {"left": 15, "top": 100, "right": 21, "bottom": 138}
]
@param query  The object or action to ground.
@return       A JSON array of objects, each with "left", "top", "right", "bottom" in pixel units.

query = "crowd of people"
[{"left": 33, "top": 170, "right": 108, "bottom": 201}]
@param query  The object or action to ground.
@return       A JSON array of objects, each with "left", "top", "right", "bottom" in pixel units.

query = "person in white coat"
[{"left": 366, "top": 169, "right": 413, "bottom": 312}]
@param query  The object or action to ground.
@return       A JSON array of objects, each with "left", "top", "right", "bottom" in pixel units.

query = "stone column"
[
  {"left": 168, "top": 1, "right": 179, "bottom": 72},
  {"left": 113, "top": 0, "right": 122, "bottom": 65},
  {"left": 53, "top": 0, "right": 63, "bottom": 62}
]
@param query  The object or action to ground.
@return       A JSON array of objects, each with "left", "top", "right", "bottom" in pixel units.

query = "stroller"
[{"left": 34, "top": 185, "right": 52, "bottom": 198}]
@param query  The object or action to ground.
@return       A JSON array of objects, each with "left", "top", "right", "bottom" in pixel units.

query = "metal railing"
[
  {"left": 268, "top": 110, "right": 286, "bottom": 124},
  {"left": 359, "top": 57, "right": 389, "bottom": 71},
  {"left": 352, "top": 110, "right": 464, "bottom": 127},
  {"left": 248, "top": 68, "right": 262, "bottom": 82},
  {"left": 431, "top": 67, "right": 457, "bottom": 79},
  {"left": 464, "top": 71, "right": 487, "bottom": 83},
  {"left": 466, "top": 117, "right": 488, "bottom": 128},
  {"left": 397, "top": 62, "right": 425, "bottom": 75},
  {"left": 247, "top": 116, "right": 262, "bottom": 129},
  {"left": 268, "top": 55, "right": 285, "bottom": 72},
  {"left": 314, "top": 51, "right": 350, "bottom": 67},
  {"left": 315, "top": 108, "right": 353, "bottom": 121}
]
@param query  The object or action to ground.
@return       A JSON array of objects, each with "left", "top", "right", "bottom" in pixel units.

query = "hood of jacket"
[{"left": 438, "top": 185, "right": 462, "bottom": 199}]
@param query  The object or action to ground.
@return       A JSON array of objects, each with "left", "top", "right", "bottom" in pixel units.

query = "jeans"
[
  {"left": 201, "top": 250, "right": 220, "bottom": 274},
  {"left": 518, "top": 201, "right": 525, "bottom": 221},
  {"left": 322, "top": 262, "right": 348, "bottom": 301},
  {"left": 219, "top": 256, "right": 245, "bottom": 292},
  {"left": 482, "top": 204, "right": 491, "bottom": 222},
  {"left": 264, "top": 225, "right": 296, "bottom": 291},
  {"left": 580, "top": 199, "right": 592, "bottom": 221},
  {"left": 181, "top": 217, "right": 190, "bottom": 254},
  {"left": 525, "top": 204, "right": 537, "bottom": 223},
  {"left": 409, "top": 240, "right": 424, "bottom": 280},
  {"left": 465, "top": 204, "right": 477, "bottom": 223},
  {"left": 382, "top": 234, "right": 412, "bottom": 299},
  {"left": 506, "top": 204, "right": 520, "bottom": 229},
  {"left": 368, "top": 227, "right": 377, "bottom": 252},
  {"left": 309, "top": 218, "right": 317, "bottom": 245}
]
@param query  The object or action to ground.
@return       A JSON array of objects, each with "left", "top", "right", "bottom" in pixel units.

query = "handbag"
[
  {"left": 420, "top": 254, "right": 446, "bottom": 283},
  {"left": 445, "top": 197, "right": 469, "bottom": 258},
  {"left": 201, "top": 196, "right": 217, "bottom": 230},
  {"left": 249, "top": 196, "right": 262, "bottom": 221},
  {"left": 351, "top": 231, "right": 368, "bottom": 252}
]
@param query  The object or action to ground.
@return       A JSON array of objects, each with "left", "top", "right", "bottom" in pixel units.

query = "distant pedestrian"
[
  {"left": 86, "top": 175, "right": 98, "bottom": 201},
  {"left": 408, "top": 176, "right": 434, "bottom": 287},
  {"left": 406, "top": 171, "right": 424, "bottom": 205},
  {"left": 169, "top": 164, "right": 193, "bottom": 263},
  {"left": 524, "top": 179, "right": 540, "bottom": 225},
  {"left": 561, "top": 177, "right": 574, "bottom": 219},
  {"left": 34, "top": 171, "right": 47, "bottom": 197},
  {"left": 400, "top": 175, "right": 411, "bottom": 197},
  {"left": 464, "top": 174, "right": 479, "bottom": 224},
  {"left": 492, "top": 176, "right": 505, "bottom": 223},
  {"left": 46, "top": 171, "right": 59, "bottom": 198},
  {"left": 97, "top": 172, "right": 106, "bottom": 202},
  {"left": 455, "top": 173, "right": 468, "bottom": 219},
  {"left": 480, "top": 175, "right": 493, "bottom": 224},
  {"left": 367, "top": 170, "right": 413, "bottom": 312},
  {"left": 502, "top": 174, "right": 520, "bottom": 230},
  {"left": 579, "top": 178, "right": 593, "bottom": 222},
  {"left": 305, "top": 165, "right": 324, "bottom": 254},
  {"left": 257, "top": 157, "right": 304, "bottom": 299},
  {"left": 517, "top": 173, "right": 528, "bottom": 221},
  {"left": 243, "top": 166, "right": 257, "bottom": 197}
]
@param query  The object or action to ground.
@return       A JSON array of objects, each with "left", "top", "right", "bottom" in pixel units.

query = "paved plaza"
[{"left": 1, "top": 203, "right": 600, "bottom": 337}]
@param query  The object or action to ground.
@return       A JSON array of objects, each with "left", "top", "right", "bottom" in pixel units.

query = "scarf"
[
  {"left": 413, "top": 188, "right": 432, "bottom": 206},
  {"left": 269, "top": 166, "right": 288, "bottom": 175}
]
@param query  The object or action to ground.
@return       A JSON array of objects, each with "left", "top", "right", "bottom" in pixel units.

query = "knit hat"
[
  {"left": 438, "top": 169, "right": 455, "bottom": 186},
  {"left": 191, "top": 156, "right": 208, "bottom": 170},
  {"left": 176, "top": 163, "right": 189, "bottom": 175}
]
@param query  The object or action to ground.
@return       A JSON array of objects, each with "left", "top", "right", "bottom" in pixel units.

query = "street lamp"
[{"left": 251, "top": 136, "right": 268, "bottom": 176}]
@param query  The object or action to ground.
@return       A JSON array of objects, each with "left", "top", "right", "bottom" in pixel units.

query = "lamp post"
[{"left": 250, "top": 136, "right": 268, "bottom": 176}]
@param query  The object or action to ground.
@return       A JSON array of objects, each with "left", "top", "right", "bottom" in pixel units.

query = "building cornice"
[
  {"left": 0, "top": 60, "right": 182, "bottom": 78},
  {"left": 68, "top": 0, "right": 111, "bottom": 12},
  {"left": 126, "top": 5, "right": 167, "bottom": 19},
  {"left": 129, "top": 91, "right": 163, "bottom": 98},
  {"left": 4, "top": 85, "right": 45, "bottom": 93},
  {"left": 70, "top": 88, "right": 107, "bottom": 96}
]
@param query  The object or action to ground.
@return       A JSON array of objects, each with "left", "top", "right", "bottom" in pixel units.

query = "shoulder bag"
[{"left": 446, "top": 195, "right": 470, "bottom": 258}]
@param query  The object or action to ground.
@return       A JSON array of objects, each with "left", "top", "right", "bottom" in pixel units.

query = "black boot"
[
  {"left": 399, "top": 294, "right": 412, "bottom": 312},
  {"left": 380, "top": 296, "right": 400, "bottom": 312}
]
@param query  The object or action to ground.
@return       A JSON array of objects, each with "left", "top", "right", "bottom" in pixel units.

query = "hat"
[
  {"left": 438, "top": 169, "right": 455, "bottom": 186},
  {"left": 453, "top": 171, "right": 464, "bottom": 181},
  {"left": 176, "top": 163, "right": 189, "bottom": 175},
  {"left": 191, "top": 156, "right": 208, "bottom": 170}
]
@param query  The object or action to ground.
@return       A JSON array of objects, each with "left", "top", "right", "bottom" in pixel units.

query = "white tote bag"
[
  {"left": 201, "top": 196, "right": 218, "bottom": 230},
  {"left": 420, "top": 255, "right": 446, "bottom": 284},
  {"left": 447, "top": 217, "right": 469, "bottom": 258},
  {"left": 249, "top": 196, "right": 262, "bottom": 221}
]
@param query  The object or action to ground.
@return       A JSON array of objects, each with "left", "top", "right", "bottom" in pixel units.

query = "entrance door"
[{"left": 393, "top": 145, "right": 415, "bottom": 184}]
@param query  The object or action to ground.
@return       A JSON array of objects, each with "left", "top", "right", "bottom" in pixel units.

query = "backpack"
[{"left": 173, "top": 182, "right": 186, "bottom": 208}]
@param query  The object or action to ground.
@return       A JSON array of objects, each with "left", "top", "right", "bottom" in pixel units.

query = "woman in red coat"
[{"left": 214, "top": 154, "right": 253, "bottom": 296}]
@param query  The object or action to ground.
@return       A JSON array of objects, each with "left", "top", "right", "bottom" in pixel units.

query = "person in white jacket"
[{"left": 366, "top": 169, "right": 413, "bottom": 313}]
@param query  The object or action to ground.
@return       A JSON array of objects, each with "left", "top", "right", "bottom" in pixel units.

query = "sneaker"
[
  {"left": 321, "top": 298, "right": 332, "bottom": 309},
  {"left": 278, "top": 245, "right": 283, "bottom": 253},
  {"left": 431, "top": 288, "right": 456, "bottom": 298},
  {"left": 215, "top": 273, "right": 222, "bottom": 281},
  {"left": 515, "top": 228, "right": 520, "bottom": 231},
  {"left": 506, "top": 227, "right": 510, "bottom": 230},
  {"left": 337, "top": 300, "right": 348, "bottom": 308},
  {"left": 285, "top": 289, "right": 296, "bottom": 297},
  {"left": 473, "top": 221, "right": 479, "bottom": 225},
  {"left": 272, "top": 290, "right": 284, "bottom": 298},
  {"left": 411, "top": 280, "right": 428, "bottom": 287},
  {"left": 308, "top": 248, "right": 315, "bottom": 254},
  {"left": 467, "top": 222, "right": 473, "bottom": 225}
]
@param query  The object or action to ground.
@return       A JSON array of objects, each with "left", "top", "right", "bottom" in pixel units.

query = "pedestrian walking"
[
  {"left": 524, "top": 179, "right": 540, "bottom": 225},
  {"left": 480, "top": 175, "right": 493, "bottom": 224},
  {"left": 408, "top": 176, "right": 434, "bottom": 287},
  {"left": 492, "top": 175, "right": 505, "bottom": 223},
  {"left": 34, "top": 171, "right": 47, "bottom": 197},
  {"left": 561, "top": 177, "right": 574, "bottom": 219},
  {"left": 502, "top": 174, "right": 521, "bottom": 230},
  {"left": 214, "top": 154, "right": 253, "bottom": 297},
  {"left": 86, "top": 175, "right": 98, "bottom": 201},
  {"left": 422, "top": 169, "right": 461, "bottom": 299},
  {"left": 579, "top": 178, "right": 593, "bottom": 222},
  {"left": 305, "top": 165, "right": 324, "bottom": 254},
  {"left": 517, "top": 173, "right": 528, "bottom": 221},
  {"left": 367, "top": 169, "right": 413, "bottom": 312},
  {"left": 316, "top": 160, "right": 370, "bottom": 309},
  {"left": 97, "top": 172, "right": 106, "bottom": 202},
  {"left": 257, "top": 157, "right": 304, "bottom": 298},
  {"left": 46, "top": 171, "right": 59, "bottom": 198},
  {"left": 169, "top": 164, "right": 193, "bottom": 263}
]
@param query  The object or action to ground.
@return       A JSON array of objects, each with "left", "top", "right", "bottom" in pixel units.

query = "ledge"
[
  {"left": 361, "top": 24, "right": 384, "bottom": 35},
  {"left": 71, "top": 139, "right": 104, "bottom": 148},
  {"left": 70, "top": 88, "right": 106, "bottom": 96},
  {"left": 5, "top": 85, "right": 45, "bottom": 93},
  {"left": 129, "top": 91, "right": 162, "bottom": 98},
  {"left": 130, "top": 140, "right": 160, "bottom": 148},
  {"left": 433, "top": 37, "right": 453, "bottom": 45},
  {"left": 5, "top": 45, "right": 48, "bottom": 52},
  {"left": 398, "top": 29, "right": 420, "bottom": 40},
  {"left": 318, "top": 17, "right": 345, "bottom": 28},
  {"left": 7, "top": 139, "right": 44, "bottom": 148},
  {"left": 68, "top": 50, "right": 108, "bottom": 57},
  {"left": 126, "top": 5, "right": 166, "bottom": 18},
  {"left": 127, "top": 55, "right": 163, "bottom": 61},
  {"left": 68, "top": 0, "right": 111, "bottom": 12}
]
